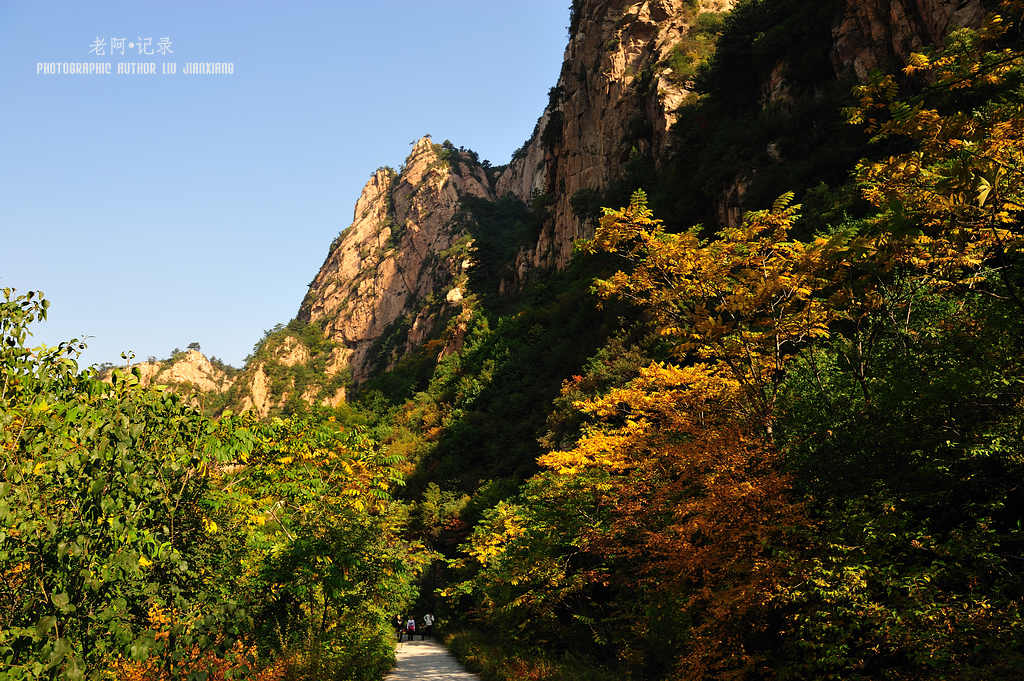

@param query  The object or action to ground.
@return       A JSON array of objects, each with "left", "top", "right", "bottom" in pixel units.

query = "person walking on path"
[
  {"left": 423, "top": 612, "right": 434, "bottom": 639},
  {"left": 405, "top": 616, "right": 416, "bottom": 642},
  {"left": 394, "top": 615, "right": 404, "bottom": 642}
]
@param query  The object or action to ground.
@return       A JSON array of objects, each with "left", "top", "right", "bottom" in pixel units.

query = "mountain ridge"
[{"left": 129, "top": 0, "right": 988, "bottom": 416}]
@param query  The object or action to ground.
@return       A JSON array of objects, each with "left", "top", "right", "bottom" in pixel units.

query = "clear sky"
[{"left": 0, "top": 1, "right": 569, "bottom": 368}]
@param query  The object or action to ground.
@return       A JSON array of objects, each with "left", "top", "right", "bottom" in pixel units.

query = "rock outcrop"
[
  {"left": 832, "top": 0, "right": 985, "bottom": 80},
  {"left": 231, "top": 324, "right": 349, "bottom": 417},
  {"left": 297, "top": 136, "right": 492, "bottom": 381},
  {"left": 104, "top": 331, "right": 348, "bottom": 419},
  {"left": 118, "top": 349, "right": 234, "bottom": 393},
  {"left": 102, "top": 349, "right": 237, "bottom": 410},
  {"left": 236, "top": 363, "right": 272, "bottom": 417}
]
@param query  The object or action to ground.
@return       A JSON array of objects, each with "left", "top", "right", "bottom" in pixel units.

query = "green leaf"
[{"left": 34, "top": 616, "right": 56, "bottom": 639}]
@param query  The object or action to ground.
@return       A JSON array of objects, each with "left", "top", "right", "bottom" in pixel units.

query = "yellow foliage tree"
[
  {"left": 581, "top": 190, "right": 844, "bottom": 435},
  {"left": 850, "top": 4, "right": 1024, "bottom": 302}
]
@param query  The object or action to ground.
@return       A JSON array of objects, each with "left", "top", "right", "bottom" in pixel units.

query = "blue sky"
[{"left": 0, "top": 1, "right": 569, "bottom": 367}]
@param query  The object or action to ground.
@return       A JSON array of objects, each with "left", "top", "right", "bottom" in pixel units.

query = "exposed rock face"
[
  {"left": 495, "top": 0, "right": 737, "bottom": 273},
  {"left": 491, "top": 0, "right": 985, "bottom": 269},
  {"left": 297, "top": 136, "right": 492, "bottom": 381},
  {"left": 832, "top": 0, "right": 985, "bottom": 80},
  {"left": 714, "top": 0, "right": 986, "bottom": 225},
  {"left": 101, "top": 349, "right": 237, "bottom": 411},
  {"left": 237, "top": 364, "right": 272, "bottom": 417},
  {"left": 274, "top": 336, "right": 310, "bottom": 367},
  {"left": 231, "top": 328, "right": 350, "bottom": 417},
  {"left": 119, "top": 349, "right": 234, "bottom": 393}
]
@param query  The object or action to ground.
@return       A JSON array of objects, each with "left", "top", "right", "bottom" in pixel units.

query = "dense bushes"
[{"left": 0, "top": 289, "right": 427, "bottom": 680}]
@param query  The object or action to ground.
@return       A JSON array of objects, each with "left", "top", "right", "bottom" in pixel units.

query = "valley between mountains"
[{"left": 6, "top": 1, "right": 1024, "bottom": 679}]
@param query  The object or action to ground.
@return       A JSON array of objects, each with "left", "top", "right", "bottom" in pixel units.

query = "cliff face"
[
  {"left": 495, "top": 0, "right": 736, "bottom": 274},
  {"left": 832, "top": 0, "right": 985, "bottom": 80},
  {"left": 492, "top": 0, "right": 986, "bottom": 274},
  {"left": 297, "top": 136, "right": 492, "bottom": 382}
]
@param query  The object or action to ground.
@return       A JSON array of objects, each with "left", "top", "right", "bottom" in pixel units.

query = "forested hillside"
[{"left": 5, "top": 1, "right": 1024, "bottom": 679}]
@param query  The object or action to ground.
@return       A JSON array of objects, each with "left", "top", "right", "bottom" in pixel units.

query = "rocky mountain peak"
[
  {"left": 156, "top": 349, "right": 233, "bottom": 392},
  {"left": 297, "top": 134, "right": 493, "bottom": 382},
  {"left": 103, "top": 348, "right": 236, "bottom": 400},
  {"left": 291, "top": 2, "right": 741, "bottom": 385}
]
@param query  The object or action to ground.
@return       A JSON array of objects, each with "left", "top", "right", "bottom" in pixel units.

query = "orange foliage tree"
[{"left": 526, "top": 192, "right": 846, "bottom": 678}]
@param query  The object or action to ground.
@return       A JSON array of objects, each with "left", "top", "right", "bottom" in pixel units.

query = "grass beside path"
[{"left": 442, "top": 629, "right": 618, "bottom": 681}]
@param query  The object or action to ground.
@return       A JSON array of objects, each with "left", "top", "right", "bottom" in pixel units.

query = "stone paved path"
[{"left": 384, "top": 639, "right": 481, "bottom": 680}]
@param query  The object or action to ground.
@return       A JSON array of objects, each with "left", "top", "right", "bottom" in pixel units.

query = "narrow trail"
[{"left": 384, "top": 639, "right": 480, "bottom": 680}]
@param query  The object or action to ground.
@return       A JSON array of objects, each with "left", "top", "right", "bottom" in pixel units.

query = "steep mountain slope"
[
  {"left": 274, "top": 0, "right": 737, "bottom": 392},
  {"left": 296, "top": 137, "right": 493, "bottom": 383},
  {"left": 224, "top": 0, "right": 988, "bottom": 413},
  {"left": 496, "top": 0, "right": 737, "bottom": 273}
]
